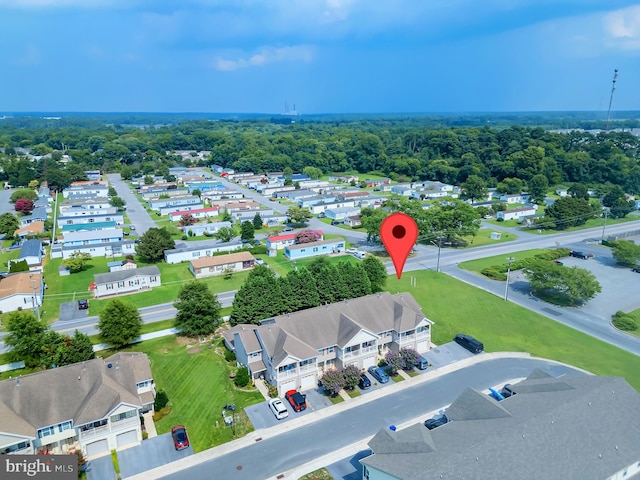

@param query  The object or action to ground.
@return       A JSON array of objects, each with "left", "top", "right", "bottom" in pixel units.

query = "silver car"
[{"left": 268, "top": 398, "right": 289, "bottom": 420}]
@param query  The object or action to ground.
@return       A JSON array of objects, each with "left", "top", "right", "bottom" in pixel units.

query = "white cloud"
[
  {"left": 211, "top": 45, "right": 314, "bottom": 71},
  {"left": 604, "top": 4, "right": 640, "bottom": 50}
]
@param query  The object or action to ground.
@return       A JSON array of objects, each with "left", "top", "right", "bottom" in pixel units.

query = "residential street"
[
  {"left": 107, "top": 173, "right": 158, "bottom": 234},
  {"left": 132, "top": 356, "right": 581, "bottom": 480}
]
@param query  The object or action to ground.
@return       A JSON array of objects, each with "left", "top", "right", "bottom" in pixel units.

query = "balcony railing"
[
  {"left": 111, "top": 417, "right": 140, "bottom": 433},
  {"left": 277, "top": 369, "right": 299, "bottom": 379},
  {"left": 79, "top": 425, "right": 109, "bottom": 441},
  {"left": 339, "top": 345, "right": 377, "bottom": 360},
  {"left": 299, "top": 364, "right": 316, "bottom": 374}
]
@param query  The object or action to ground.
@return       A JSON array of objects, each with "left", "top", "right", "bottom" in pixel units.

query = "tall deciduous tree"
[
  {"left": 10, "top": 189, "right": 37, "bottom": 203},
  {"left": 0, "top": 212, "right": 19, "bottom": 237},
  {"left": 287, "top": 206, "right": 312, "bottom": 224},
  {"left": 135, "top": 228, "right": 175, "bottom": 262},
  {"left": 109, "top": 196, "right": 126, "bottom": 210},
  {"left": 460, "top": 175, "right": 488, "bottom": 203},
  {"left": 98, "top": 299, "right": 143, "bottom": 348},
  {"left": 540, "top": 196, "right": 597, "bottom": 230},
  {"left": 14, "top": 198, "right": 35, "bottom": 214},
  {"left": 5, "top": 311, "right": 47, "bottom": 368},
  {"left": 214, "top": 226, "right": 237, "bottom": 243},
  {"left": 240, "top": 221, "right": 255, "bottom": 242},
  {"left": 174, "top": 281, "right": 222, "bottom": 337},
  {"left": 523, "top": 261, "right": 601, "bottom": 306},
  {"left": 528, "top": 174, "right": 549, "bottom": 204},
  {"left": 62, "top": 252, "right": 92, "bottom": 273},
  {"left": 611, "top": 240, "right": 640, "bottom": 267}
]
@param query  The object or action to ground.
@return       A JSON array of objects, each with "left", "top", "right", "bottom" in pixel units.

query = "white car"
[
  {"left": 255, "top": 258, "right": 265, "bottom": 265},
  {"left": 346, "top": 248, "right": 358, "bottom": 254},
  {"left": 268, "top": 398, "right": 289, "bottom": 420}
]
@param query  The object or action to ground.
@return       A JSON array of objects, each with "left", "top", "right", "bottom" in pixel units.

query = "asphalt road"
[
  {"left": 159, "top": 357, "right": 582, "bottom": 480},
  {"left": 107, "top": 173, "right": 158, "bottom": 234},
  {"left": 0, "top": 188, "right": 15, "bottom": 215}
]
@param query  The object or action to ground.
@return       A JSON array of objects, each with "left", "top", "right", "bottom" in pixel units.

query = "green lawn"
[
  {"left": 299, "top": 468, "right": 334, "bottom": 480},
  {"left": 263, "top": 250, "right": 361, "bottom": 277},
  {"left": 388, "top": 270, "right": 640, "bottom": 391},
  {"left": 118, "top": 336, "right": 264, "bottom": 452},
  {"left": 457, "top": 249, "right": 549, "bottom": 274},
  {"left": 0, "top": 249, "right": 20, "bottom": 270},
  {"left": 459, "top": 229, "right": 518, "bottom": 247}
]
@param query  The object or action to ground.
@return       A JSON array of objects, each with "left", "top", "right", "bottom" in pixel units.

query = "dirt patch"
[{"left": 187, "top": 347, "right": 201, "bottom": 354}]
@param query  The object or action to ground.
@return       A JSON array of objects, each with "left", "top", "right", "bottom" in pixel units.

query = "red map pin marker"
[{"left": 380, "top": 212, "right": 419, "bottom": 279}]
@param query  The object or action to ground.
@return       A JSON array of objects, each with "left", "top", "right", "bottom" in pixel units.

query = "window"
[
  {"left": 313, "top": 247, "right": 318, "bottom": 252},
  {"left": 80, "top": 419, "right": 108, "bottom": 432},
  {"left": 136, "top": 380, "right": 152, "bottom": 389},
  {"left": 118, "top": 282, "right": 124, "bottom": 288},
  {"left": 89, "top": 218, "right": 94, "bottom": 223},
  {"left": 106, "top": 284, "right": 113, "bottom": 290},
  {"left": 192, "top": 252, "right": 201, "bottom": 258},
  {"left": 111, "top": 410, "right": 137, "bottom": 423}
]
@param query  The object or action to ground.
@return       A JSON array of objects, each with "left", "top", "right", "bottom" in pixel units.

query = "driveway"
[
  {"left": 117, "top": 433, "right": 193, "bottom": 478},
  {"left": 106, "top": 173, "right": 157, "bottom": 234},
  {"left": 58, "top": 300, "right": 89, "bottom": 322},
  {"left": 86, "top": 454, "right": 115, "bottom": 480}
]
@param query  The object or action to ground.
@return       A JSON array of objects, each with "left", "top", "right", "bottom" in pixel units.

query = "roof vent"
[
  {"left": 598, "top": 454, "right": 602, "bottom": 459},
  {"left": 107, "top": 363, "right": 112, "bottom": 368},
  {"left": 115, "top": 362, "right": 119, "bottom": 370},
  {"left": 78, "top": 376, "right": 81, "bottom": 380},
  {"left": 16, "top": 379, "right": 19, "bottom": 387}
]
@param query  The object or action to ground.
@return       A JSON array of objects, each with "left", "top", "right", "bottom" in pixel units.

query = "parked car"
[
  {"left": 569, "top": 250, "right": 592, "bottom": 259},
  {"left": 282, "top": 227, "right": 294, "bottom": 233},
  {"left": 454, "top": 333, "right": 484, "bottom": 354},
  {"left": 501, "top": 383, "right": 515, "bottom": 398},
  {"left": 424, "top": 415, "right": 449, "bottom": 430},
  {"left": 171, "top": 425, "right": 189, "bottom": 450},
  {"left": 268, "top": 398, "right": 289, "bottom": 420},
  {"left": 346, "top": 248, "right": 358, "bottom": 254},
  {"left": 255, "top": 258, "right": 265, "bottom": 265},
  {"left": 358, "top": 373, "right": 372, "bottom": 389},
  {"left": 130, "top": 225, "right": 136, "bottom": 231},
  {"left": 354, "top": 251, "right": 367, "bottom": 260},
  {"left": 284, "top": 389, "right": 307, "bottom": 412},
  {"left": 367, "top": 366, "right": 390, "bottom": 384},
  {"left": 77, "top": 299, "right": 89, "bottom": 310},
  {"left": 414, "top": 355, "right": 429, "bottom": 370},
  {"left": 632, "top": 267, "right": 640, "bottom": 273}
]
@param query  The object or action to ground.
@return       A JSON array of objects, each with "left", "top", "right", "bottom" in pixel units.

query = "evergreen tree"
[
  {"left": 231, "top": 269, "right": 284, "bottom": 325},
  {"left": 135, "top": 227, "right": 175, "bottom": 262},
  {"left": 240, "top": 221, "right": 255, "bottom": 242},
  {"left": 252, "top": 212, "right": 263, "bottom": 230}
]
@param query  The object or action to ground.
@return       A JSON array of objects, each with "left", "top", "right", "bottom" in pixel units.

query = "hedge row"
[
  {"left": 612, "top": 311, "right": 638, "bottom": 332},
  {"left": 480, "top": 248, "right": 571, "bottom": 280}
]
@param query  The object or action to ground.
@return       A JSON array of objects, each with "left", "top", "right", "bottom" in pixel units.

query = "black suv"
[
  {"left": 424, "top": 415, "right": 449, "bottom": 430},
  {"left": 569, "top": 251, "right": 592, "bottom": 259},
  {"left": 77, "top": 299, "right": 89, "bottom": 310},
  {"left": 454, "top": 333, "right": 484, "bottom": 354},
  {"left": 358, "top": 373, "right": 371, "bottom": 390}
]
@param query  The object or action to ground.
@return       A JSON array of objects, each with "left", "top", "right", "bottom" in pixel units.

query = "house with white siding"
[
  {"left": 309, "top": 200, "right": 356, "bottom": 215},
  {"left": 266, "top": 233, "right": 297, "bottom": 250},
  {"left": 169, "top": 207, "right": 219, "bottom": 222},
  {"left": 183, "top": 221, "right": 232, "bottom": 237},
  {"left": 163, "top": 240, "right": 243, "bottom": 264},
  {"left": 0, "top": 353, "right": 154, "bottom": 459},
  {"left": 0, "top": 272, "right": 44, "bottom": 314},
  {"left": 284, "top": 238, "right": 345, "bottom": 260},
  {"left": 62, "top": 184, "right": 109, "bottom": 198},
  {"left": 497, "top": 206, "right": 538, "bottom": 222},
  {"left": 60, "top": 198, "right": 112, "bottom": 214},
  {"left": 93, "top": 266, "right": 161, "bottom": 298},
  {"left": 57, "top": 205, "right": 118, "bottom": 218},
  {"left": 158, "top": 203, "right": 205, "bottom": 216},
  {"left": 50, "top": 241, "right": 136, "bottom": 260},
  {"left": 226, "top": 292, "right": 432, "bottom": 395},
  {"left": 140, "top": 188, "right": 189, "bottom": 200},
  {"left": 325, "top": 207, "right": 361, "bottom": 221},
  {"left": 200, "top": 190, "right": 244, "bottom": 201},
  {"left": 8, "top": 239, "right": 44, "bottom": 272},
  {"left": 57, "top": 212, "right": 124, "bottom": 228},
  {"left": 148, "top": 195, "right": 201, "bottom": 212},
  {"left": 62, "top": 228, "right": 124, "bottom": 246}
]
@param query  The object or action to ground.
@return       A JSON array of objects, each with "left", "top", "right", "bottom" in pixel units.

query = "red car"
[
  {"left": 284, "top": 389, "right": 307, "bottom": 412},
  {"left": 171, "top": 425, "right": 189, "bottom": 450}
]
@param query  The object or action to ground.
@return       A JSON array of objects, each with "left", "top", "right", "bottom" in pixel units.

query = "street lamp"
[
  {"left": 430, "top": 239, "right": 441, "bottom": 273},
  {"left": 504, "top": 257, "right": 515, "bottom": 301},
  {"left": 600, "top": 207, "right": 610, "bottom": 244}
]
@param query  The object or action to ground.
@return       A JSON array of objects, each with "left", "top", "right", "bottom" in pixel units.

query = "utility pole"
[
  {"left": 605, "top": 69, "right": 618, "bottom": 132},
  {"left": 504, "top": 257, "right": 515, "bottom": 301},
  {"left": 601, "top": 208, "right": 609, "bottom": 243},
  {"left": 430, "top": 239, "right": 442, "bottom": 273}
]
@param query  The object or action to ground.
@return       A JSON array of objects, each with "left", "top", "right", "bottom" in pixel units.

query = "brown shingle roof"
[
  {"left": 0, "top": 272, "right": 42, "bottom": 297},
  {"left": 14, "top": 221, "right": 45, "bottom": 236},
  {"left": 190, "top": 252, "right": 255, "bottom": 269}
]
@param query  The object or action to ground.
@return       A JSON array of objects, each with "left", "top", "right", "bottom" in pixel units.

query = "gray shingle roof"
[
  {"left": 362, "top": 373, "right": 640, "bottom": 480},
  {"left": 94, "top": 266, "right": 160, "bottom": 285},
  {"left": 0, "top": 353, "right": 152, "bottom": 436},
  {"left": 19, "top": 239, "right": 42, "bottom": 259}
]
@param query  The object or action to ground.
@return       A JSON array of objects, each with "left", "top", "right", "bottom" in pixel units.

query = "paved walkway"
[{"left": 143, "top": 411, "right": 158, "bottom": 438}]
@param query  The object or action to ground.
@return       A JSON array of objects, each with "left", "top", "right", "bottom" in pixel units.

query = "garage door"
[
  {"left": 86, "top": 439, "right": 109, "bottom": 458},
  {"left": 300, "top": 374, "right": 315, "bottom": 389},
  {"left": 363, "top": 356, "right": 377, "bottom": 369},
  {"left": 279, "top": 379, "right": 296, "bottom": 395},
  {"left": 116, "top": 430, "right": 138, "bottom": 448},
  {"left": 417, "top": 341, "right": 429, "bottom": 352}
]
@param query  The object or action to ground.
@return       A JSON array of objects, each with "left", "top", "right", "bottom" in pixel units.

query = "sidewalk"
[{"left": 125, "top": 351, "right": 534, "bottom": 480}]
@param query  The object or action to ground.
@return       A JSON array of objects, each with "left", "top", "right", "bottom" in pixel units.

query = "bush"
[
  {"left": 154, "top": 389, "right": 169, "bottom": 410},
  {"left": 612, "top": 311, "right": 638, "bottom": 332},
  {"left": 224, "top": 349, "right": 236, "bottom": 362},
  {"left": 181, "top": 234, "right": 188, "bottom": 240},
  {"left": 234, "top": 367, "right": 250, "bottom": 387},
  {"left": 152, "top": 406, "right": 171, "bottom": 422},
  {"left": 481, "top": 266, "right": 507, "bottom": 281},
  {"left": 142, "top": 431, "right": 149, "bottom": 440},
  {"left": 267, "top": 384, "right": 279, "bottom": 398}
]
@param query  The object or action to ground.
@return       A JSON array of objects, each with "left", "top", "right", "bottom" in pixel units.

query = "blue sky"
[{"left": 1, "top": 0, "right": 640, "bottom": 113}]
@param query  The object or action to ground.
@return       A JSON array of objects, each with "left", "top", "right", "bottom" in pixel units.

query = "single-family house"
[
  {"left": 60, "top": 198, "right": 112, "bottom": 213},
  {"left": 0, "top": 352, "right": 154, "bottom": 458},
  {"left": 226, "top": 172, "right": 254, "bottom": 182},
  {"left": 60, "top": 221, "right": 118, "bottom": 232},
  {"left": 298, "top": 195, "right": 337, "bottom": 209},
  {"left": 189, "top": 252, "right": 256, "bottom": 278},
  {"left": 297, "top": 180, "right": 330, "bottom": 191},
  {"left": 62, "top": 184, "right": 109, "bottom": 198},
  {"left": 391, "top": 185, "right": 413, "bottom": 197},
  {"left": 329, "top": 174, "right": 359, "bottom": 183},
  {"left": 360, "top": 371, "right": 640, "bottom": 480},
  {"left": 57, "top": 212, "right": 124, "bottom": 228},
  {"left": 141, "top": 188, "right": 189, "bottom": 200},
  {"left": 139, "top": 182, "right": 179, "bottom": 194},
  {"left": 500, "top": 193, "right": 530, "bottom": 204},
  {"left": 228, "top": 292, "right": 432, "bottom": 395},
  {"left": 85, "top": 170, "right": 101, "bottom": 181},
  {"left": 364, "top": 178, "right": 391, "bottom": 188},
  {"left": 62, "top": 228, "right": 124, "bottom": 246},
  {"left": 200, "top": 189, "right": 244, "bottom": 201},
  {"left": 148, "top": 195, "right": 201, "bottom": 212},
  {"left": 70, "top": 180, "right": 108, "bottom": 188},
  {"left": 275, "top": 189, "right": 317, "bottom": 201},
  {"left": 497, "top": 206, "right": 538, "bottom": 222},
  {"left": 19, "top": 206, "right": 48, "bottom": 227},
  {"left": 107, "top": 259, "right": 137, "bottom": 272},
  {"left": 216, "top": 200, "right": 262, "bottom": 212},
  {"left": 260, "top": 213, "right": 288, "bottom": 226},
  {"left": 266, "top": 233, "right": 297, "bottom": 251},
  {"left": 163, "top": 240, "right": 243, "bottom": 264},
  {"left": 183, "top": 221, "right": 232, "bottom": 237},
  {"left": 93, "top": 266, "right": 161, "bottom": 298},
  {"left": 14, "top": 221, "right": 45, "bottom": 239},
  {"left": 210, "top": 164, "right": 225, "bottom": 174},
  {"left": 232, "top": 208, "right": 274, "bottom": 221},
  {"left": 183, "top": 181, "right": 224, "bottom": 193},
  {"left": 310, "top": 200, "right": 356, "bottom": 215},
  {"left": 325, "top": 207, "right": 361, "bottom": 221},
  {"left": 344, "top": 215, "right": 362, "bottom": 228},
  {"left": 8, "top": 239, "right": 44, "bottom": 272},
  {"left": 169, "top": 207, "right": 219, "bottom": 222},
  {"left": 284, "top": 238, "right": 345, "bottom": 260},
  {"left": 158, "top": 203, "right": 205, "bottom": 217},
  {"left": 260, "top": 185, "right": 296, "bottom": 197},
  {"left": 57, "top": 205, "right": 118, "bottom": 218},
  {"left": 0, "top": 272, "right": 44, "bottom": 314},
  {"left": 50, "top": 241, "right": 136, "bottom": 260}
]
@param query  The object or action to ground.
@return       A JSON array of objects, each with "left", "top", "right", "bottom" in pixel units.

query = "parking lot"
[
  {"left": 58, "top": 300, "right": 90, "bottom": 322},
  {"left": 117, "top": 433, "right": 194, "bottom": 478},
  {"left": 508, "top": 242, "right": 640, "bottom": 320}
]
